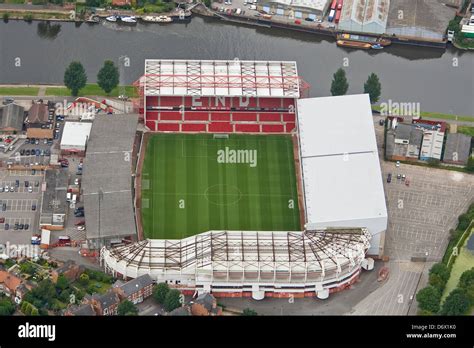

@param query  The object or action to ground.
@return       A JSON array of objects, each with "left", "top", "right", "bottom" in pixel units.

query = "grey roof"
[
  {"left": 193, "top": 293, "right": 215, "bottom": 312},
  {"left": 91, "top": 290, "right": 120, "bottom": 309},
  {"left": 69, "top": 303, "right": 96, "bottom": 316},
  {"left": 83, "top": 114, "right": 138, "bottom": 240},
  {"left": 409, "top": 127, "right": 423, "bottom": 147},
  {"left": 395, "top": 123, "right": 412, "bottom": 141},
  {"left": 27, "top": 103, "right": 49, "bottom": 124},
  {"left": 0, "top": 104, "right": 25, "bottom": 131},
  {"left": 40, "top": 169, "right": 68, "bottom": 216},
  {"left": 119, "top": 274, "right": 154, "bottom": 296},
  {"left": 443, "top": 133, "right": 472, "bottom": 164},
  {"left": 168, "top": 306, "right": 191, "bottom": 316}
]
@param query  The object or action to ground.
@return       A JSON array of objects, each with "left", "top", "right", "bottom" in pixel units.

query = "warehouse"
[
  {"left": 39, "top": 169, "right": 69, "bottom": 230},
  {"left": 386, "top": 0, "right": 462, "bottom": 41},
  {"left": 257, "top": 0, "right": 330, "bottom": 20},
  {"left": 82, "top": 114, "right": 139, "bottom": 249},
  {"left": 338, "top": 0, "right": 391, "bottom": 35},
  {"left": 0, "top": 103, "right": 25, "bottom": 134},
  {"left": 443, "top": 133, "right": 472, "bottom": 166},
  {"left": 297, "top": 94, "right": 388, "bottom": 256},
  {"left": 60, "top": 122, "right": 92, "bottom": 156}
]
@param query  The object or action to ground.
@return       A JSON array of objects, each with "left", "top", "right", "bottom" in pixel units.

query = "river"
[{"left": 0, "top": 17, "right": 473, "bottom": 116}]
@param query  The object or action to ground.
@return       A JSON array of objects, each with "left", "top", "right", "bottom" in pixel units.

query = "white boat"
[
  {"left": 142, "top": 15, "right": 172, "bottom": 23},
  {"left": 371, "top": 44, "right": 383, "bottom": 50},
  {"left": 120, "top": 16, "right": 137, "bottom": 24},
  {"left": 105, "top": 15, "right": 118, "bottom": 22}
]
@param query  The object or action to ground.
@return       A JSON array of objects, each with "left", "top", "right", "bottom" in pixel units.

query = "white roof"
[
  {"left": 143, "top": 59, "right": 300, "bottom": 98},
  {"left": 297, "top": 95, "right": 387, "bottom": 225},
  {"left": 60, "top": 122, "right": 92, "bottom": 148}
]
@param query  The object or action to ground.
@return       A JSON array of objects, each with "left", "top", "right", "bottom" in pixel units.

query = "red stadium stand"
[
  {"left": 259, "top": 98, "right": 282, "bottom": 109},
  {"left": 146, "top": 96, "right": 159, "bottom": 107},
  {"left": 282, "top": 113, "right": 296, "bottom": 122},
  {"left": 208, "top": 122, "right": 233, "bottom": 133},
  {"left": 286, "top": 123, "right": 296, "bottom": 132},
  {"left": 282, "top": 98, "right": 295, "bottom": 109},
  {"left": 145, "top": 120, "right": 156, "bottom": 130},
  {"left": 157, "top": 123, "right": 180, "bottom": 132},
  {"left": 146, "top": 111, "right": 159, "bottom": 121},
  {"left": 259, "top": 113, "right": 282, "bottom": 122},
  {"left": 182, "top": 123, "right": 208, "bottom": 132},
  {"left": 232, "top": 112, "right": 258, "bottom": 122},
  {"left": 235, "top": 124, "right": 260, "bottom": 133},
  {"left": 160, "top": 111, "right": 183, "bottom": 121},
  {"left": 262, "top": 124, "right": 285, "bottom": 133},
  {"left": 159, "top": 96, "right": 183, "bottom": 107},
  {"left": 184, "top": 111, "right": 210, "bottom": 121},
  {"left": 210, "top": 112, "right": 231, "bottom": 121}
]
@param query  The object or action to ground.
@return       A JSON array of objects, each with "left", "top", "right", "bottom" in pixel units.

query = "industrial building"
[
  {"left": 100, "top": 61, "right": 384, "bottom": 300},
  {"left": 39, "top": 169, "right": 69, "bottom": 230},
  {"left": 443, "top": 133, "right": 472, "bottom": 166},
  {"left": 60, "top": 122, "right": 92, "bottom": 156},
  {"left": 0, "top": 103, "right": 25, "bottom": 133},
  {"left": 297, "top": 94, "right": 388, "bottom": 256},
  {"left": 416, "top": 120, "right": 446, "bottom": 161},
  {"left": 26, "top": 102, "right": 54, "bottom": 139},
  {"left": 338, "top": 0, "right": 391, "bottom": 35},
  {"left": 257, "top": 0, "right": 330, "bottom": 20},
  {"left": 82, "top": 114, "right": 138, "bottom": 249},
  {"left": 386, "top": 122, "right": 424, "bottom": 161},
  {"left": 386, "top": 0, "right": 462, "bottom": 41}
]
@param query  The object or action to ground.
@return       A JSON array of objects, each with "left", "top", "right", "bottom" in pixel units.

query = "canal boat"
[
  {"left": 336, "top": 40, "right": 372, "bottom": 49},
  {"left": 371, "top": 44, "right": 383, "bottom": 50},
  {"left": 336, "top": 33, "right": 391, "bottom": 47},
  {"left": 86, "top": 15, "right": 100, "bottom": 24},
  {"left": 142, "top": 15, "right": 173, "bottom": 23}
]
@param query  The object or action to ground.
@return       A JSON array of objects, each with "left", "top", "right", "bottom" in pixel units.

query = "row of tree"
[
  {"left": 330, "top": 68, "right": 382, "bottom": 104},
  {"left": 64, "top": 60, "right": 120, "bottom": 96},
  {"left": 416, "top": 263, "right": 474, "bottom": 315}
]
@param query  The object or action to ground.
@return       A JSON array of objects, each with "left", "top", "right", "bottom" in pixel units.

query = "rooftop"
[
  {"left": 0, "top": 103, "right": 25, "bottom": 131},
  {"left": 60, "top": 122, "right": 92, "bottom": 149},
  {"left": 142, "top": 59, "right": 301, "bottom": 98},
  {"left": 27, "top": 103, "right": 49, "bottom": 124},
  {"left": 83, "top": 114, "right": 138, "bottom": 240},
  {"left": 443, "top": 133, "right": 472, "bottom": 164},
  {"left": 40, "top": 169, "right": 68, "bottom": 216},
  {"left": 297, "top": 94, "right": 387, "bottom": 227},
  {"left": 119, "top": 274, "right": 153, "bottom": 296},
  {"left": 265, "top": 0, "right": 330, "bottom": 11}
]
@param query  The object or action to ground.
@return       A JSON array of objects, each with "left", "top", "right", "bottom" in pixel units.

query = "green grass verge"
[
  {"left": 372, "top": 106, "right": 474, "bottom": 123},
  {"left": 442, "top": 228, "right": 474, "bottom": 301},
  {"left": 141, "top": 133, "right": 300, "bottom": 239},
  {"left": 458, "top": 126, "right": 474, "bottom": 137},
  {"left": 0, "top": 86, "right": 40, "bottom": 96},
  {"left": 72, "top": 280, "right": 111, "bottom": 295},
  {"left": 45, "top": 84, "right": 137, "bottom": 98}
]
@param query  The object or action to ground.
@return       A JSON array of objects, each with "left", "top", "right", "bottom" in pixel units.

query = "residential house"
[
  {"left": 168, "top": 306, "right": 191, "bottom": 316},
  {"left": 64, "top": 303, "right": 97, "bottom": 316},
  {"left": 84, "top": 290, "right": 121, "bottom": 316},
  {"left": 189, "top": 293, "right": 222, "bottom": 316},
  {"left": 0, "top": 269, "right": 32, "bottom": 303},
  {"left": 50, "top": 260, "right": 85, "bottom": 283},
  {"left": 113, "top": 274, "right": 154, "bottom": 304}
]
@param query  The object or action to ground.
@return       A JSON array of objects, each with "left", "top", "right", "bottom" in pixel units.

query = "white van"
[
  {"left": 72, "top": 194, "right": 77, "bottom": 204},
  {"left": 66, "top": 192, "right": 71, "bottom": 202}
]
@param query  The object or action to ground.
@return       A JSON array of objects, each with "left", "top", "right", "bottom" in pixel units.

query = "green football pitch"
[{"left": 141, "top": 133, "right": 301, "bottom": 240}]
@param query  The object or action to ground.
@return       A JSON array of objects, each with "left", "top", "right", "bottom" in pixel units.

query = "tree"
[
  {"left": 428, "top": 263, "right": 450, "bottom": 292},
  {"left": 153, "top": 283, "right": 170, "bottom": 305},
  {"left": 330, "top": 68, "right": 349, "bottom": 96},
  {"left": 64, "top": 61, "right": 87, "bottom": 96},
  {"left": 364, "top": 73, "right": 382, "bottom": 104},
  {"left": 117, "top": 300, "right": 138, "bottom": 316},
  {"left": 97, "top": 60, "right": 119, "bottom": 95},
  {"left": 416, "top": 286, "right": 441, "bottom": 314},
  {"left": 459, "top": 268, "right": 474, "bottom": 289},
  {"left": 242, "top": 308, "right": 258, "bottom": 316},
  {"left": 440, "top": 289, "right": 470, "bottom": 315},
  {"left": 56, "top": 275, "right": 68, "bottom": 291},
  {"left": 3, "top": 13, "right": 9, "bottom": 22},
  {"left": 466, "top": 157, "right": 474, "bottom": 173},
  {"left": 163, "top": 289, "right": 182, "bottom": 312},
  {"left": 79, "top": 273, "right": 89, "bottom": 286},
  {"left": 0, "top": 297, "right": 15, "bottom": 316}
]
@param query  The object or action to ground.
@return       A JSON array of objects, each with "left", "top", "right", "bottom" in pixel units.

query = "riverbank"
[{"left": 0, "top": 84, "right": 136, "bottom": 98}]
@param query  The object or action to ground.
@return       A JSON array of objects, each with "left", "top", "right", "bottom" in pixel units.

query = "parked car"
[
  {"left": 396, "top": 161, "right": 400, "bottom": 167},
  {"left": 31, "top": 169, "right": 36, "bottom": 175},
  {"left": 77, "top": 225, "right": 86, "bottom": 231},
  {"left": 35, "top": 181, "right": 39, "bottom": 187},
  {"left": 28, "top": 186, "right": 33, "bottom": 193},
  {"left": 32, "top": 204, "right": 36, "bottom": 211},
  {"left": 25, "top": 149, "right": 30, "bottom": 156},
  {"left": 75, "top": 220, "right": 85, "bottom": 226},
  {"left": 4, "top": 223, "right": 9, "bottom": 230},
  {"left": 35, "top": 149, "right": 40, "bottom": 156},
  {"left": 0, "top": 217, "right": 4, "bottom": 223},
  {"left": 74, "top": 178, "right": 81, "bottom": 185},
  {"left": 25, "top": 180, "right": 29, "bottom": 187},
  {"left": 2, "top": 97, "right": 14, "bottom": 105},
  {"left": 387, "top": 173, "right": 392, "bottom": 183},
  {"left": 25, "top": 223, "right": 29, "bottom": 230},
  {"left": 35, "top": 139, "right": 39, "bottom": 145}
]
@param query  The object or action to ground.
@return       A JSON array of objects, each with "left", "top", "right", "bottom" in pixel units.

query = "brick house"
[
  {"left": 64, "top": 303, "right": 97, "bottom": 316},
  {"left": 26, "top": 102, "right": 54, "bottom": 139},
  {"left": 84, "top": 290, "right": 121, "bottom": 316},
  {"left": 190, "top": 293, "right": 222, "bottom": 316},
  {"left": 50, "top": 260, "right": 85, "bottom": 283},
  {"left": 113, "top": 274, "right": 153, "bottom": 304},
  {"left": 0, "top": 269, "right": 32, "bottom": 303}
]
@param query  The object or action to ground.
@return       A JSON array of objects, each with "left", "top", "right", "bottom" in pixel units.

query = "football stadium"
[{"left": 101, "top": 59, "right": 387, "bottom": 300}]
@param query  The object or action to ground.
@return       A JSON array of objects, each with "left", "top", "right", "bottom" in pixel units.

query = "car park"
[
  {"left": 20, "top": 149, "right": 25, "bottom": 155},
  {"left": 15, "top": 180, "right": 19, "bottom": 187}
]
